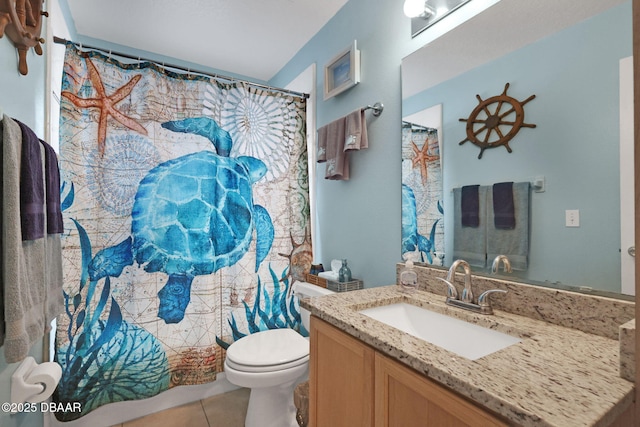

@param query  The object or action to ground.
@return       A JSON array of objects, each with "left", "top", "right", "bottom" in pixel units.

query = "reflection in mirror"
[
  {"left": 401, "top": 105, "right": 445, "bottom": 266},
  {"left": 405, "top": 0, "right": 473, "bottom": 38},
  {"left": 401, "top": 0, "right": 633, "bottom": 299}
]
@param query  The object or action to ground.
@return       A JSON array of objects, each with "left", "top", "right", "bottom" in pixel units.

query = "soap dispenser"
[
  {"left": 338, "top": 259, "right": 352, "bottom": 282},
  {"left": 399, "top": 254, "right": 418, "bottom": 293}
]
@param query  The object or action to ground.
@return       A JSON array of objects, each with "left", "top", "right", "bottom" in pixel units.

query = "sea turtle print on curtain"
[
  {"left": 88, "top": 117, "right": 275, "bottom": 324},
  {"left": 54, "top": 43, "right": 310, "bottom": 420}
]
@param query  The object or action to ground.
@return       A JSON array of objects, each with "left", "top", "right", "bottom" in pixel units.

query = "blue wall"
[
  {"left": 273, "top": 1, "right": 632, "bottom": 291},
  {"left": 270, "top": 0, "right": 434, "bottom": 287},
  {"left": 403, "top": 2, "right": 631, "bottom": 291}
]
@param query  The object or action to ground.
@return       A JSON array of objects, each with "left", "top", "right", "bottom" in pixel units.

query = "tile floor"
[{"left": 112, "top": 388, "right": 250, "bottom": 427}]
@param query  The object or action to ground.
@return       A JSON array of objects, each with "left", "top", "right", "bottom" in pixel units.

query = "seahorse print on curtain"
[{"left": 54, "top": 43, "right": 310, "bottom": 421}]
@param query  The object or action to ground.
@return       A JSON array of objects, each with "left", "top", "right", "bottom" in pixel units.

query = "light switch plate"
[{"left": 565, "top": 209, "right": 580, "bottom": 227}]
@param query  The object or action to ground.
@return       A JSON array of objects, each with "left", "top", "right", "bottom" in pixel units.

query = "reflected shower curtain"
[
  {"left": 401, "top": 123, "right": 444, "bottom": 264},
  {"left": 54, "top": 43, "right": 310, "bottom": 421}
]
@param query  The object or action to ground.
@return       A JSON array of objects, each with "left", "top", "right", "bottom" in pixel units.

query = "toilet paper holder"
[{"left": 11, "top": 356, "right": 62, "bottom": 413}]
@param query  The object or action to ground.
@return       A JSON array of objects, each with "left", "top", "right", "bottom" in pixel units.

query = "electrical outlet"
[{"left": 565, "top": 209, "right": 580, "bottom": 227}]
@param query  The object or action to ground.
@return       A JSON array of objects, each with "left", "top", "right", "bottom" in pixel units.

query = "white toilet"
[{"left": 223, "top": 280, "right": 334, "bottom": 427}]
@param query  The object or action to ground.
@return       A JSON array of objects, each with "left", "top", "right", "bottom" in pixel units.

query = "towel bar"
[
  {"left": 450, "top": 177, "right": 545, "bottom": 193},
  {"left": 364, "top": 102, "right": 384, "bottom": 117}
]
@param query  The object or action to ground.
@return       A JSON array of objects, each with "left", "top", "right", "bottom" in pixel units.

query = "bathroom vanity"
[
  {"left": 310, "top": 316, "right": 508, "bottom": 426},
  {"left": 303, "top": 267, "right": 635, "bottom": 427}
]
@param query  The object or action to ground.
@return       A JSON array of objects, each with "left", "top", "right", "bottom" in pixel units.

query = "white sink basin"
[{"left": 359, "top": 303, "right": 521, "bottom": 360}]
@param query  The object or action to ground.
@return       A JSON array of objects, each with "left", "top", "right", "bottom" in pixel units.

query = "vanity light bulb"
[{"left": 404, "top": 0, "right": 426, "bottom": 18}]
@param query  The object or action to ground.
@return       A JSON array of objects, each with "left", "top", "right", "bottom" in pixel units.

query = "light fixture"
[
  {"left": 405, "top": 0, "right": 472, "bottom": 38},
  {"left": 403, "top": 0, "right": 435, "bottom": 18}
]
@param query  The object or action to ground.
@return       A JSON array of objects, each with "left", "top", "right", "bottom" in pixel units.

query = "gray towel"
[
  {"left": 1, "top": 116, "right": 63, "bottom": 363},
  {"left": 453, "top": 186, "right": 488, "bottom": 268},
  {"left": 344, "top": 108, "right": 368, "bottom": 152},
  {"left": 317, "top": 116, "right": 349, "bottom": 180},
  {"left": 317, "top": 108, "right": 368, "bottom": 181},
  {"left": 487, "top": 182, "right": 530, "bottom": 270}
]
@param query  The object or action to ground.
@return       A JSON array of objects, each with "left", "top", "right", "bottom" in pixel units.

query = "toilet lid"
[{"left": 226, "top": 328, "right": 309, "bottom": 367}]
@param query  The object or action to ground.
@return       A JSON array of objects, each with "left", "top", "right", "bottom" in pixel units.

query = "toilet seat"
[{"left": 225, "top": 328, "right": 309, "bottom": 373}]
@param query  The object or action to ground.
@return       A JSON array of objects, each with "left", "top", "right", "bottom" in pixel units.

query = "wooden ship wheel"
[
  {"left": 0, "top": 0, "right": 48, "bottom": 75},
  {"left": 459, "top": 83, "right": 536, "bottom": 159}
]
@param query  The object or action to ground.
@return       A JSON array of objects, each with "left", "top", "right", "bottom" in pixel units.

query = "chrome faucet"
[
  {"left": 491, "top": 255, "right": 512, "bottom": 274},
  {"left": 447, "top": 259, "right": 473, "bottom": 303},
  {"left": 436, "top": 259, "right": 507, "bottom": 315}
]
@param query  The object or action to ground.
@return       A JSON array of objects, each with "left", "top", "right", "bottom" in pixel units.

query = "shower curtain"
[
  {"left": 401, "top": 123, "right": 444, "bottom": 265},
  {"left": 53, "top": 43, "right": 310, "bottom": 421}
]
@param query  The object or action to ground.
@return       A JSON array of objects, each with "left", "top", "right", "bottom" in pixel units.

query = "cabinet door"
[
  {"left": 375, "top": 353, "right": 508, "bottom": 427},
  {"left": 310, "top": 316, "right": 374, "bottom": 427}
]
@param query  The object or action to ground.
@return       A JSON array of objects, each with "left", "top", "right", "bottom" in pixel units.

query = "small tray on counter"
[
  {"left": 305, "top": 273, "right": 327, "bottom": 288},
  {"left": 327, "top": 279, "right": 363, "bottom": 293}
]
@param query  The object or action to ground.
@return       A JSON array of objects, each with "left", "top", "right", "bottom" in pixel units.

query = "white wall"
[{"left": 0, "top": 10, "right": 49, "bottom": 427}]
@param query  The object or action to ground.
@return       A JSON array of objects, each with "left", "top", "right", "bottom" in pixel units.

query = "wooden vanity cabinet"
[
  {"left": 374, "top": 352, "right": 508, "bottom": 427},
  {"left": 310, "top": 316, "right": 508, "bottom": 427},
  {"left": 309, "top": 315, "right": 375, "bottom": 426}
]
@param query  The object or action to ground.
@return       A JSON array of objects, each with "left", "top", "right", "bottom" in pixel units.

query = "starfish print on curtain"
[
  {"left": 411, "top": 139, "right": 439, "bottom": 185},
  {"left": 61, "top": 57, "right": 148, "bottom": 156},
  {"left": 401, "top": 125, "right": 444, "bottom": 265}
]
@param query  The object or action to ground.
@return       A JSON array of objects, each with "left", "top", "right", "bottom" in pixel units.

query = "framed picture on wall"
[{"left": 324, "top": 40, "right": 361, "bottom": 100}]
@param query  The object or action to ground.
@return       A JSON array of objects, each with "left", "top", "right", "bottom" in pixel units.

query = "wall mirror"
[{"left": 401, "top": 0, "right": 634, "bottom": 299}]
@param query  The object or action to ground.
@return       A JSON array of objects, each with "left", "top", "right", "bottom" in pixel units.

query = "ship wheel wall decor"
[
  {"left": 459, "top": 83, "right": 536, "bottom": 159},
  {"left": 0, "top": 0, "right": 48, "bottom": 75}
]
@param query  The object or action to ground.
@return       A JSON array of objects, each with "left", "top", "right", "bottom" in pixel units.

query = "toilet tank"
[{"left": 292, "top": 281, "right": 334, "bottom": 331}]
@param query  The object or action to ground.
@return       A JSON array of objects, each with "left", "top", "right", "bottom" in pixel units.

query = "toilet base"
[
  {"left": 224, "top": 360, "right": 308, "bottom": 427},
  {"left": 245, "top": 377, "right": 305, "bottom": 427}
]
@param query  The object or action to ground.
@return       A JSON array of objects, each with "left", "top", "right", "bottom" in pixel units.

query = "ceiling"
[
  {"left": 64, "top": 0, "right": 349, "bottom": 82},
  {"left": 64, "top": 0, "right": 629, "bottom": 87}
]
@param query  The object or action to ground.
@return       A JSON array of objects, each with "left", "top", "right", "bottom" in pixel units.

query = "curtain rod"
[{"left": 52, "top": 36, "right": 309, "bottom": 100}]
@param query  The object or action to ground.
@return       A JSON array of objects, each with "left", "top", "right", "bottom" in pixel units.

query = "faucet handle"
[
  {"left": 436, "top": 278, "right": 458, "bottom": 300},
  {"left": 477, "top": 289, "right": 507, "bottom": 311}
]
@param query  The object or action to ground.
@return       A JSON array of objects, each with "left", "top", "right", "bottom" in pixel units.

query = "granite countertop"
[{"left": 301, "top": 285, "right": 634, "bottom": 427}]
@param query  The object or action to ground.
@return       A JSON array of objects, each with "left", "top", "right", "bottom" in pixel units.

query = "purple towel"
[
  {"left": 493, "top": 182, "right": 515, "bottom": 229},
  {"left": 16, "top": 120, "right": 45, "bottom": 241},
  {"left": 41, "top": 140, "right": 64, "bottom": 234},
  {"left": 461, "top": 185, "right": 480, "bottom": 227}
]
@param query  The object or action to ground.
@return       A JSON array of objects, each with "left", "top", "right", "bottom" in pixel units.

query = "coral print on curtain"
[
  {"left": 401, "top": 123, "right": 444, "bottom": 265},
  {"left": 54, "top": 43, "right": 310, "bottom": 421}
]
